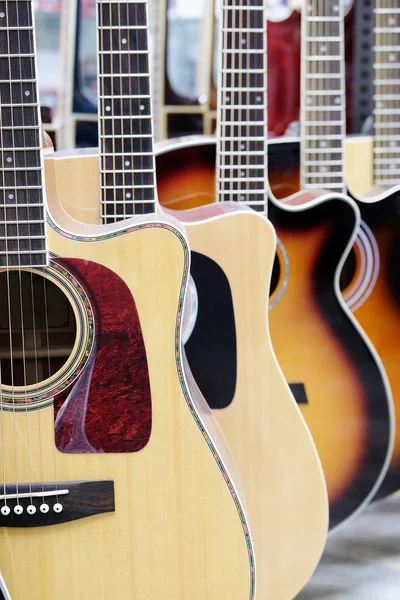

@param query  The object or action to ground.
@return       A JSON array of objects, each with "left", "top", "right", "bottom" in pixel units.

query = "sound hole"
[{"left": 0, "top": 271, "right": 76, "bottom": 387}]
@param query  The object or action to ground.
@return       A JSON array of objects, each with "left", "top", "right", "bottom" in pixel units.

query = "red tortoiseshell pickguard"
[{"left": 53, "top": 258, "right": 151, "bottom": 454}]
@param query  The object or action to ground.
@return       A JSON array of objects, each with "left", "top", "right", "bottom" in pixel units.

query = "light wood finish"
[
  {"left": 345, "top": 136, "right": 375, "bottom": 197},
  {"left": 1, "top": 158, "right": 253, "bottom": 600},
  {"left": 49, "top": 152, "right": 329, "bottom": 600}
]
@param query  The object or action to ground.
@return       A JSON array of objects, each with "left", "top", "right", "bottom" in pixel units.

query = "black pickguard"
[{"left": 185, "top": 251, "right": 237, "bottom": 409}]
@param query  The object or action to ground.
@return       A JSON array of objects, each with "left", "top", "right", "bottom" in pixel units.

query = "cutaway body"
[
  {"left": 268, "top": 137, "right": 400, "bottom": 499},
  {"left": 49, "top": 148, "right": 328, "bottom": 600},
  {"left": 0, "top": 173, "right": 253, "bottom": 599}
]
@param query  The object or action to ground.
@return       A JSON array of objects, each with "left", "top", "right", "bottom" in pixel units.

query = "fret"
[
  {"left": 374, "top": 147, "right": 400, "bottom": 153},
  {"left": 308, "top": 17, "right": 340, "bottom": 22},
  {"left": 374, "top": 8, "right": 400, "bottom": 13},
  {"left": 221, "top": 28, "right": 264, "bottom": 33},
  {"left": 100, "top": 172, "right": 155, "bottom": 188},
  {"left": 304, "top": 148, "right": 343, "bottom": 155},
  {"left": 305, "top": 182, "right": 345, "bottom": 190}
]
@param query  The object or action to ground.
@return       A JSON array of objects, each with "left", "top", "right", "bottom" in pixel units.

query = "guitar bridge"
[{"left": 0, "top": 480, "right": 114, "bottom": 527}]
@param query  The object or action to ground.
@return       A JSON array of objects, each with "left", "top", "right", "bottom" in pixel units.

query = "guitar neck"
[
  {"left": 373, "top": 0, "right": 400, "bottom": 186},
  {"left": 97, "top": 0, "right": 157, "bottom": 223},
  {"left": 0, "top": 0, "right": 47, "bottom": 268},
  {"left": 217, "top": 0, "right": 267, "bottom": 214},
  {"left": 301, "top": 0, "right": 346, "bottom": 195}
]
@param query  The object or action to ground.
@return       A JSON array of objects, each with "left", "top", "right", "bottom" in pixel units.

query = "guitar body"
[
  {"left": 153, "top": 137, "right": 393, "bottom": 529},
  {"left": 50, "top": 149, "right": 328, "bottom": 600},
  {"left": 268, "top": 137, "right": 400, "bottom": 499},
  {"left": 0, "top": 176, "right": 253, "bottom": 599}
]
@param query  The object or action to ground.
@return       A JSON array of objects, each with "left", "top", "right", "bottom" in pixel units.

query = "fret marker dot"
[
  {"left": 105, "top": 106, "right": 111, "bottom": 112},
  {"left": 241, "top": 171, "right": 245, "bottom": 177},
  {"left": 121, "top": 38, "right": 127, "bottom": 45},
  {"left": 333, "top": 5, "right": 339, "bottom": 11},
  {"left": 389, "top": 17, "right": 396, "bottom": 25},
  {"left": 226, "top": 96, "right": 230, "bottom": 103},
  {"left": 240, "top": 195, "right": 245, "bottom": 201},
  {"left": 140, "top": 105, "right": 145, "bottom": 111},
  {"left": 0, "top": 12, "right": 4, "bottom": 18},
  {"left": 125, "top": 161, "right": 130, "bottom": 167},
  {"left": 320, "top": 166, "right": 327, "bottom": 173},
  {"left": 320, "top": 45, "right": 327, "bottom": 53},
  {"left": 241, "top": 143, "right": 245, "bottom": 150},
  {"left": 126, "top": 192, "right": 132, "bottom": 199},
  {"left": 377, "top": 101, "right": 384, "bottom": 108},
  {"left": 335, "top": 97, "right": 340, "bottom": 104},
  {"left": 6, "top": 157, "right": 12, "bottom": 163},
  {"left": 8, "top": 194, "right": 14, "bottom": 200},
  {"left": 389, "top": 53, "right": 396, "bottom": 62},
  {"left": 242, "top": 38, "right": 246, "bottom": 45},
  {"left": 307, "top": 97, "right": 312, "bottom": 105},
  {"left": 390, "top": 141, "right": 397, "bottom": 147},
  {"left": 25, "top": 90, "right": 30, "bottom": 97},
  {"left": 256, "top": 96, "right": 261, "bottom": 102},
  {"left": 320, "top": 141, "right": 327, "bottom": 148}
]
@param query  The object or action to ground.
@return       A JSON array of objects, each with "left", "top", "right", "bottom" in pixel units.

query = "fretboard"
[
  {"left": 0, "top": 0, "right": 46, "bottom": 268},
  {"left": 97, "top": 0, "right": 156, "bottom": 224},
  {"left": 373, "top": 0, "right": 400, "bottom": 186},
  {"left": 301, "top": 0, "right": 346, "bottom": 195},
  {"left": 217, "top": 0, "right": 267, "bottom": 214}
]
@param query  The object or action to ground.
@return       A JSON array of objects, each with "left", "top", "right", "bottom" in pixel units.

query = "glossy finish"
[
  {"left": 51, "top": 149, "right": 329, "bottom": 600},
  {"left": 271, "top": 137, "right": 400, "bottom": 499},
  {"left": 155, "top": 137, "right": 393, "bottom": 530}
]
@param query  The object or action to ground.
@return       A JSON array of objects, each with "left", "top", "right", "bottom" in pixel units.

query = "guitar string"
[
  {"left": 0, "top": 5, "right": 7, "bottom": 513},
  {"left": 27, "top": 0, "right": 57, "bottom": 507},
  {"left": 135, "top": 0, "right": 145, "bottom": 217},
  {"left": 3, "top": 0, "right": 21, "bottom": 511},
  {"left": 14, "top": 0, "right": 35, "bottom": 511}
]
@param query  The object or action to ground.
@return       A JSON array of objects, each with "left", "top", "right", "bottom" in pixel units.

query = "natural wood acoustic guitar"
[
  {"left": 49, "top": 0, "right": 329, "bottom": 598},
  {"left": 153, "top": 0, "right": 394, "bottom": 530},
  {"left": 0, "top": 2, "right": 255, "bottom": 598}
]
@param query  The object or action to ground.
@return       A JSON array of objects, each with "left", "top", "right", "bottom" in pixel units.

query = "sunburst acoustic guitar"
[
  {"left": 344, "top": 0, "right": 400, "bottom": 498},
  {"left": 268, "top": 0, "right": 400, "bottom": 500},
  {"left": 153, "top": 0, "right": 394, "bottom": 531},
  {"left": 49, "top": 0, "right": 329, "bottom": 598},
  {"left": 0, "top": 2, "right": 255, "bottom": 599}
]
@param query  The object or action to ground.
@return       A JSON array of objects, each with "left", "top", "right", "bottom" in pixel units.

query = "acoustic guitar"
[
  {"left": 267, "top": 0, "right": 400, "bottom": 500},
  {"left": 0, "top": 2, "right": 254, "bottom": 598},
  {"left": 154, "top": 0, "right": 394, "bottom": 530},
  {"left": 343, "top": 0, "right": 400, "bottom": 498},
  {"left": 49, "top": 0, "right": 329, "bottom": 598}
]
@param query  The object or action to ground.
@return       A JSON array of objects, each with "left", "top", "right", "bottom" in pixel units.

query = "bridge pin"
[
  {"left": 40, "top": 503, "right": 49, "bottom": 514},
  {"left": 27, "top": 505, "right": 36, "bottom": 515},
  {"left": 14, "top": 505, "right": 23, "bottom": 515},
  {"left": 0, "top": 505, "right": 10, "bottom": 516},
  {"left": 53, "top": 503, "right": 63, "bottom": 513}
]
